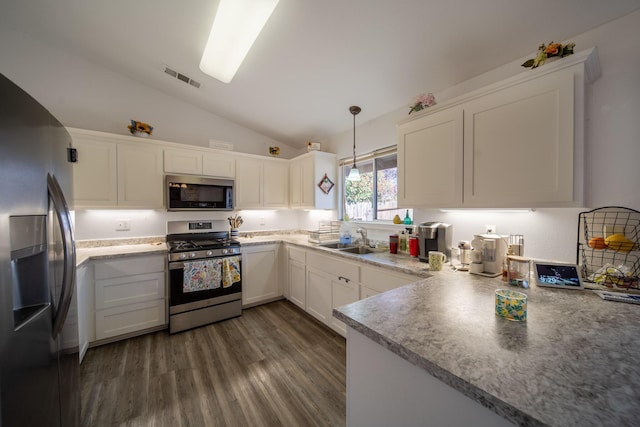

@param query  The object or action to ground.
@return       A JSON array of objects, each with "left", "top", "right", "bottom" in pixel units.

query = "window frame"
[{"left": 339, "top": 146, "right": 404, "bottom": 222}]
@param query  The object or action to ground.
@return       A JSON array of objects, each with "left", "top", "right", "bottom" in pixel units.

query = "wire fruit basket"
[{"left": 577, "top": 206, "right": 640, "bottom": 291}]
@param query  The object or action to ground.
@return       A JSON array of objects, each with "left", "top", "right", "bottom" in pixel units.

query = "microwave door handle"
[{"left": 48, "top": 173, "right": 76, "bottom": 339}]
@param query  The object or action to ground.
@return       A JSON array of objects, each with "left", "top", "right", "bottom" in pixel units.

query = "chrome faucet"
[{"left": 357, "top": 227, "right": 369, "bottom": 247}]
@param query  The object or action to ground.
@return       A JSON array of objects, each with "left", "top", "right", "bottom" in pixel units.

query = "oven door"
[{"left": 168, "top": 255, "right": 242, "bottom": 307}]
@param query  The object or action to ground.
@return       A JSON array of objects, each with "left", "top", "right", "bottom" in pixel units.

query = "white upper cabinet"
[
  {"left": 263, "top": 159, "right": 289, "bottom": 208},
  {"left": 164, "top": 147, "right": 235, "bottom": 178},
  {"left": 202, "top": 154, "right": 235, "bottom": 178},
  {"left": 117, "top": 143, "right": 164, "bottom": 208},
  {"left": 163, "top": 148, "right": 203, "bottom": 175},
  {"left": 397, "top": 47, "right": 600, "bottom": 208},
  {"left": 398, "top": 108, "right": 463, "bottom": 207},
  {"left": 236, "top": 156, "right": 288, "bottom": 209},
  {"left": 71, "top": 135, "right": 118, "bottom": 207},
  {"left": 289, "top": 151, "right": 337, "bottom": 209},
  {"left": 463, "top": 69, "right": 575, "bottom": 207},
  {"left": 70, "top": 129, "right": 163, "bottom": 209}
]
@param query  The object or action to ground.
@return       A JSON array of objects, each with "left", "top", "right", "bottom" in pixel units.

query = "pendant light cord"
[
  {"left": 352, "top": 112, "right": 357, "bottom": 168},
  {"left": 349, "top": 105, "right": 361, "bottom": 169}
]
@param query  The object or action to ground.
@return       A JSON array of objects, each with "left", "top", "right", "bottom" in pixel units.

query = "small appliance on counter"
[
  {"left": 417, "top": 222, "right": 452, "bottom": 263},
  {"left": 470, "top": 233, "right": 508, "bottom": 277}
]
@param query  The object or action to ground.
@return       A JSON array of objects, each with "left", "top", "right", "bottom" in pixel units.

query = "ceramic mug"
[{"left": 428, "top": 251, "right": 448, "bottom": 271}]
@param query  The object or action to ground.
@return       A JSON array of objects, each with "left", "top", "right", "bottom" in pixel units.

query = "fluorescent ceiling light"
[{"left": 199, "top": 0, "right": 280, "bottom": 83}]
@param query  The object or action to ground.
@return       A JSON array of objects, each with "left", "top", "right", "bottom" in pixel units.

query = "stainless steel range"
[{"left": 166, "top": 220, "right": 242, "bottom": 334}]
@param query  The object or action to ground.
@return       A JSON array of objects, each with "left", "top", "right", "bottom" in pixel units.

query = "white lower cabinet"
[
  {"left": 360, "top": 265, "right": 418, "bottom": 297},
  {"left": 242, "top": 244, "right": 281, "bottom": 307},
  {"left": 93, "top": 254, "right": 166, "bottom": 342},
  {"left": 330, "top": 276, "right": 360, "bottom": 336},
  {"left": 76, "top": 263, "right": 93, "bottom": 363},
  {"left": 306, "top": 267, "right": 333, "bottom": 324},
  {"left": 306, "top": 251, "right": 360, "bottom": 336},
  {"left": 287, "top": 246, "right": 307, "bottom": 310}
]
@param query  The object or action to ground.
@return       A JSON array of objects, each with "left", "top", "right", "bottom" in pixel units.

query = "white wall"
[
  {"left": 326, "top": 10, "right": 640, "bottom": 263},
  {"left": 0, "top": 26, "right": 301, "bottom": 159},
  {"left": 74, "top": 208, "right": 336, "bottom": 241}
]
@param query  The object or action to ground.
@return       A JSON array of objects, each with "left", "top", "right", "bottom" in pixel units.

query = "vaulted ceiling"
[{"left": 2, "top": 0, "right": 639, "bottom": 148}]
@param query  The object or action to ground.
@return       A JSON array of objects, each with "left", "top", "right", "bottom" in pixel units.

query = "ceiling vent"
[{"left": 163, "top": 65, "right": 201, "bottom": 89}]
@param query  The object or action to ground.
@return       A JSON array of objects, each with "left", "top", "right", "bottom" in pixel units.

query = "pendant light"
[{"left": 347, "top": 105, "right": 361, "bottom": 181}]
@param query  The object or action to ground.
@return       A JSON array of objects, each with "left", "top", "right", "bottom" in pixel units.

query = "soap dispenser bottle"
[{"left": 399, "top": 230, "right": 407, "bottom": 253}]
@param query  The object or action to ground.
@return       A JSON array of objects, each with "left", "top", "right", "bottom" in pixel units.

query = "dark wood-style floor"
[{"left": 80, "top": 300, "right": 347, "bottom": 427}]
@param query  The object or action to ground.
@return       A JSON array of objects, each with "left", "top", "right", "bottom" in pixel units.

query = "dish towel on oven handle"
[
  {"left": 222, "top": 255, "right": 241, "bottom": 288},
  {"left": 183, "top": 259, "right": 222, "bottom": 293}
]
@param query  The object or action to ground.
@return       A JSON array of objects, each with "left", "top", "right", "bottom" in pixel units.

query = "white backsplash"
[
  {"left": 75, "top": 207, "right": 582, "bottom": 263},
  {"left": 74, "top": 208, "right": 337, "bottom": 241}
]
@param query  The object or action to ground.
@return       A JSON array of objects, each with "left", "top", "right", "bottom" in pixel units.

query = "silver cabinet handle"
[{"left": 48, "top": 173, "right": 76, "bottom": 339}]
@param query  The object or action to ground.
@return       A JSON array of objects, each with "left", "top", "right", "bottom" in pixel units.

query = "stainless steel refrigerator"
[{"left": 0, "top": 74, "right": 79, "bottom": 426}]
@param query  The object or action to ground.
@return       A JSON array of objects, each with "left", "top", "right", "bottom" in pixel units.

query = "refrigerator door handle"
[{"left": 47, "top": 173, "right": 76, "bottom": 339}]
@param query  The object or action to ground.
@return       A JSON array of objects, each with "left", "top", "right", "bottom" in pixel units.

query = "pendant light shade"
[{"left": 347, "top": 105, "right": 361, "bottom": 181}]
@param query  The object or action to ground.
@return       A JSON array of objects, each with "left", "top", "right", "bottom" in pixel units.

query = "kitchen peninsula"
[{"left": 334, "top": 270, "right": 640, "bottom": 426}]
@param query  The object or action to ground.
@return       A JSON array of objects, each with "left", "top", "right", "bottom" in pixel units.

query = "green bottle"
[{"left": 403, "top": 210, "right": 412, "bottom": 225}]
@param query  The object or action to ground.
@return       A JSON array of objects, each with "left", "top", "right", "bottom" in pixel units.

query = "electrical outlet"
[
  {"left": 260, "top": 217, "right": 266, "bottom": 226},
  {"left": 485, "top": 224, "right": 496, "bottom": 234},
  {"left": 115, "top": 220, "right": 130, "bottom": 231}
]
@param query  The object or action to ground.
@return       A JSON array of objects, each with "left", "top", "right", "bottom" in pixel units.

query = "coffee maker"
[
  {"left": 417, "top": 222, "right": 452, "bottom": 263},
  {"left": 470, "top": 233, "right": 508, "bottom": 276}
]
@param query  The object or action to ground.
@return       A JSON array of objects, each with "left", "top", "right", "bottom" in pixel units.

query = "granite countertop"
[
  {"left": 75, "top": 239, "right": 167, "bottom": 267},
  {"left": 238, "top": 234, "right": 432, "bottom": 278},
  {"left": 333, "top": 268, "right": 640, "bottom": 427}
]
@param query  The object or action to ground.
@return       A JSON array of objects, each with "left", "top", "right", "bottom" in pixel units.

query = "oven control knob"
[
  {"left": 180, "top": 253, "right": 187, "bottom": 260},
  {"left": 190, "top": 252, "right": 197, "bottom": 258},
  {"left": 206, "top": 250, "right": 213, "bottom": 256},
  {"left": 223, "top": 249, "right": 230, "bottom": 254}
]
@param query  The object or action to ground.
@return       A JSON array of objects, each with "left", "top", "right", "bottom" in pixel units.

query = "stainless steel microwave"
[{"left": 166, "top": 175, "right": 234, "bottom": 211}]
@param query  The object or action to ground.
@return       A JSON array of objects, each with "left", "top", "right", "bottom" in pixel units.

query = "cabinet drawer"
[
  {"left": 95, "top": 272, "right": 165, "bottom": 309},
  {"left": 94, "top": 255, "right": 165, "bottom": 280},
  {"left": 95, "top": 299, "right": 166, "bottom": 340},
  {"left": 307, "top": 252, "right": 359, "bottom": 282},
  {"left": 289, "top": 246, "right": 306, "bottom": 263},
  {"left": 360, "top": 266, "right": 417, "bottom": 294}
]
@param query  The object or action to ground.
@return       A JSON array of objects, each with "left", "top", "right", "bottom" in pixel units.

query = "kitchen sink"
[
  {"left": 318, "top": 242, "right": 357, "bottom": 249},
  {"left": 338, "top": 246, "right": 382, "bottom": 255}
]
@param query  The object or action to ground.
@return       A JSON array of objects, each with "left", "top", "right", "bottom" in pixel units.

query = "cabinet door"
[
  {"left": 331, "top": 277, "right": 359, "bottom": 336},
  {"left": 300, "top": 155, "right": 315, "bottom": 207},
  {"left": 463, "top": 70, "right": 575, "bottom": 207},
  {"left": 306, "top": 267, "right": 332, "bottom": 324},
  {"left": 76, "top": 264, "right": 93, "bottom": 363},
  {"left": 289, "top": 259, "right": 306, "bottom": 310},
  {"left": 203, "top": 154, "right": 235, "bottom": 178},
  {"left": 235, "top": 157, "right": 263, "bottom": 208},
  {"left": 164, "top": 148, "right": 203, "bottom": 174},
  {"left": 242, "top": 245, "right": 280, "bottom": 306},
  {"left": 289, "top": 159, "right": 302, "bottom": 207},
  {"left": 360, "top": 266, "right": 417, "bottom": 294},
  {"left": 117, "top": 143, "right": 164, "bottom": 208},
  {"left": 71, "top": 136, "right": 118, "bottom": 208},
  {"left": 95, "top": 299, "right": 166, "bottom": 341},
  {"left": 397, "top": 108, "right": 463, "bottom": 208},
  {"left": 263, "top": 160, "right": 289, "bottom": 208}
]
